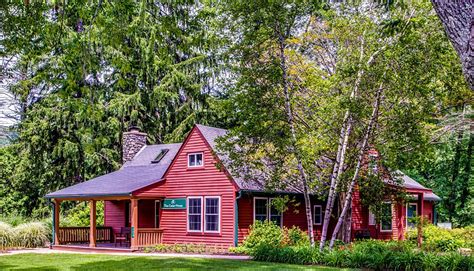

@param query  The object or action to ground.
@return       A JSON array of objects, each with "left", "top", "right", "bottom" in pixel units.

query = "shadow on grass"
[{"left": 0, "top": 253, "right": 347, "bottom": 271}]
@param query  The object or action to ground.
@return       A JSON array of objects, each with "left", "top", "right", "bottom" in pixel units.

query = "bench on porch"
[{"left": 58, "top": 227, "right": 113, "bottom": 244}]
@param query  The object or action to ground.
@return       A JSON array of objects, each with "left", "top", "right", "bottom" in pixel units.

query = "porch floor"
[{"left": 52, "top": 242, "right": 132, "bottom": 252}]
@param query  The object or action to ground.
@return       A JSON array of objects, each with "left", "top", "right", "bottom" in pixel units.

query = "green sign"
[
  {"left": 162, "top": 198, "right": 186, "bottom": 209},
  {"left": 131, "top": 226, "right": 135, "bottom": 238}
]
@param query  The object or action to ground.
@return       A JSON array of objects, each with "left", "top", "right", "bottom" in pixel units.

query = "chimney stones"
[{"left": 122, "top": 126, "right": 147, "bottom": 163}]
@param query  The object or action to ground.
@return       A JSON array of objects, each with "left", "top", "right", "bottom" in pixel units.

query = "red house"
[{"left": 46, "top": 124, "right": 440, "bottom": 251}]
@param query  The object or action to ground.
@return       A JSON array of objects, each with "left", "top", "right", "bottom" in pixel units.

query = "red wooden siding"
[
  {"left": 138, "top": 200, "right": 156, "bottom": 228},
  {"left": 104, "top": 200, "right": 126, "bottom": 233},
  {"left": 134, "top": 127, "right": 236, "bottom": 247},
  {"left": 237, "top": 194, "right": 336, "bottom": 243}
]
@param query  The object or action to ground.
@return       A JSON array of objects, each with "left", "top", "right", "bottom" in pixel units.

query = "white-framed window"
[
  {"left": 368, "top": 210, "right": 376, "bottom": 226},
  {"left": 204, "top": 196, "right": 220, "bottom": 233},
  {"left": 188, "top": 153, "right": 203, "bottom": 167},
  {"left": 406, "top": 203, "right": 417, "bottom": 228},
  {"left": 154, "top": 200, "right": 161, "bottom": 228},
  {"left": 187, "top": 197, "right": 202, "bottom": 232},
  {"left": 313, "top": 205, "right": 322, "bottom": 225},
  {"left": 253, "top": 197, "right": 283, "bottom": 227},
  {"left": 380, "top": 202, "right": 392, "bottom": 232}
]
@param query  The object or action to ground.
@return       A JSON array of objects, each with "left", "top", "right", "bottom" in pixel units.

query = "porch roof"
[
  {"left": 45, "top": 143, "right": 181, "bottom": 200},
  {"left": 391, "top": 170, "right": 441, "bottom": 201},
  {"left": 45, "top": 165, "right": 168, "bottom": 199}
]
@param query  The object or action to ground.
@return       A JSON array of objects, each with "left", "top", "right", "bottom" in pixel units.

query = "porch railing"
[
  {"left": 58, "top": 227, "right": 113, "bottom": 244},
  {"left": 136, "top": 228, "right": 163, "bottom": 247}
]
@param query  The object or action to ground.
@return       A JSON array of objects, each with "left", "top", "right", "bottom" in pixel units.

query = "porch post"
[
  {"left": 53, "top": 199, "right": 60, "bottom": 245},
  {"left": 89, "top": 200, "right": 97, "bottom": 247},
  {"left": 417, "top": 193, "right": 424, "bottom": 247},
  {"left": 131, "top": 199, "right": 139, "bottom": 250}
]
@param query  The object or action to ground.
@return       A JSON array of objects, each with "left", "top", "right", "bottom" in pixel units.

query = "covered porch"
[{"left": 51, "top": 197, "right": 164, "bottom": 251}]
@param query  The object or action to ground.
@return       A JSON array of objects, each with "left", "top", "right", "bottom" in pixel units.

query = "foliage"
[
  {"left": 240, "top": 221, "right": 473, "bottom": 270},
  {"left": 240, "top": 220, "right": 283, "bottom": 250},
  {"left": 143, "top": 243, "right": 231, "bottom": 254},
  {"left": 403, "top": 128, "right": 473, "bottom": 227},
  {"left": 0, "top": 221, "right": 12, "bottom": 250},
  {"left": 0, "top": 212, "right": 29, "bottom": 227},
  {"left": 284, "top": 226, "right": 310, "bottom": 247},
  {"left": 11, "top": 222, "right": 49, "bottom": 248},
  {"left": 0, "top": 221, "right": 48, "bottom": 249},
  {"left": 239, "top": 221, "right": 309, "bottom": 253},
  {"left": 0, "top": 0, "right": 228, "bottom": 216},
  {"left": 406, "top": 224, "right": 474, "bottom": 252},
  {"left": 60, "top": 201, "right": 104, "bottom": 227},
  {"left": 251, "top": 240, "right": 474, "bottom": 270}
]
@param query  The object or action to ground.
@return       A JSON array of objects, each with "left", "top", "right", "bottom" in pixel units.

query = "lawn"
[{"left": 0, "top": 253, "right": 352, "bottom": 271}]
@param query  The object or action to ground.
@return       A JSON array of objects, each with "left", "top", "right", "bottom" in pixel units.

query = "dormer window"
[{"left": 188, "top": 153, "right": 203, "bottom": 167}]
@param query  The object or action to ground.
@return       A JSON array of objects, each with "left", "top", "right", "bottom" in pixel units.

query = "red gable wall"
[{"left": 134, "top": 127, "right": 237, "bottom": 247}]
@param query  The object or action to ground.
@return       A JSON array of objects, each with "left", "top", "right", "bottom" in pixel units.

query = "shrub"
[
  {"left": 143, "top": 243, "right": 229, "bottom": 254},
  {"left": 241, "top": 220, "right": 283, "bottom": 250},
  {"left": 0, "top": 222, "right": 12, "bottom": 250},
  {"left": 249, "top": 239, "right": 474, "bottom": 271},
  {"left": 406, "top": 224, "right": 474, "bottom": 252},
  {"left": 12, "top": 222, "right": 49, "bottom": 248},
  {"left": 0, "top": 213, "right": 28, "bottom": 227},
  {"left": 61, "top": 201, "right": 104, "bottom": 227},
  {"left": 284, "top": 226, "right": 310, "bottom": 246}
]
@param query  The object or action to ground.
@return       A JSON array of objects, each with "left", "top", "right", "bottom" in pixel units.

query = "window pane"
[
  {"left": 188, "top": 198, "right": 201, "bottom": 231},
  {"left": 369, "top": 211, "right": 376, "bottom": 226},
  {"left": 189, "top": 155, "right": 195, "bottom": 166},
  {"left": 189, "top": 214, "right": 201, "bottom": 231},
  {"left": 407, "top": 204, "right": 417, "bottom": 228},
  {"left": 255, "top": 198, "right": 268, "bottom": 219},
  {"left": 205, "top": 198, "right": 219, "bottom": 232},
  {"left": 381, "top": 203, "right": 392, "bottom": 231},
  {"left": 196, "top": 154, "right": 203, "bottom": 166},
  {"left": 270, "top": 215, "right": 281, "bottom": 226},
  {"left": 206, "top": 215, "right": 218, "bottom": 231},
  {"left": 314, "top": 206, "right": 322, "bottom": 224}
]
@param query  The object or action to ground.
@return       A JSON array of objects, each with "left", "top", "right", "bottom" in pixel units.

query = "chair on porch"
[{"left": 114, "top": 227, "right": 131, "bottom": 247}]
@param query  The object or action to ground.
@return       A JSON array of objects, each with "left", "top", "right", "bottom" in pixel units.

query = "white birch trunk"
[
  {"left": 329, "top": 80, "right": 383, "bottom": 249},
  {"left": 278, "top": 31, "right": 315, "bottom": 246},
  {"left": 319, "top": 33, "right": 366, "bottom": 250}
]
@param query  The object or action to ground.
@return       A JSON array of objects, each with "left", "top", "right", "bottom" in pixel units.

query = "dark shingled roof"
[
  {"left": 197, "top": 124, "right": 307, "bottom": 193},
  {"left": 391, "top": 170, "right": 441, "bottom": 201},
  {"left": 45, "top": 143, "right": 180, "bottom": 199}
]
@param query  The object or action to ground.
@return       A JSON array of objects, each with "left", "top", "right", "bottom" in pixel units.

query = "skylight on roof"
[{"left": 151, "top": 149, "right": 169, "bottom": 164}]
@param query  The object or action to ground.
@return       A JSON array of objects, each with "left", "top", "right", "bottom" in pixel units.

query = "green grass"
[{"left": 0, "top": 253, "right": 351, "bottom": 271}]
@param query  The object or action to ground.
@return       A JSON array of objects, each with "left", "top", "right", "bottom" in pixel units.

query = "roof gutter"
[
  {"left": 234, "top": 190, "right": 242, "bottom": 247},
  {"left": 44, "top": 192, "right": 132, "bottom": 199}
]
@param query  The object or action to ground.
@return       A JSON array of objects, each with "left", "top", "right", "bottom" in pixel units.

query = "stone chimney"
[{"left": 122, "top": 126, "right": 147, "bottom": 163}]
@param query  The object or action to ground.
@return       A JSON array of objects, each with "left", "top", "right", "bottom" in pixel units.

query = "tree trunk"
[
  {"left": 278, "top": 30, "right": 315, "bottom": 246},
  {"left": 431, "top": 0, "right": 474, "bottom": 90},
  {"left": 319, "top": 32, "right": 366, "bottom": 250},
  {"left": 343, "top": 205, "right": 352, "bottom": 243},
  {"left": 329, "top": 80, "right": 383, "bottom": 249}
]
